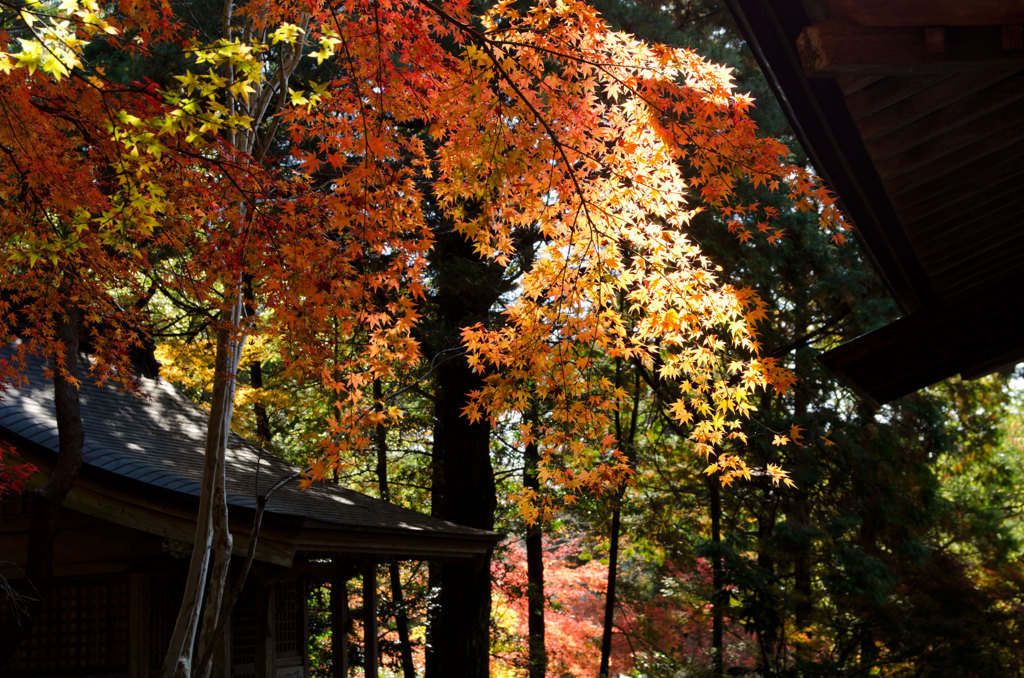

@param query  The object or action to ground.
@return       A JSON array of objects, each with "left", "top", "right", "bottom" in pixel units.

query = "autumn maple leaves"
[{"left": 0, "top": 0, "right": 844, "bottom": 499}]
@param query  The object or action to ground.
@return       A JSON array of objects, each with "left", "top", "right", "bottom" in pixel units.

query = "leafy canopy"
[{"left": 0, "top": 0, "right": 844, "bottom": 495}]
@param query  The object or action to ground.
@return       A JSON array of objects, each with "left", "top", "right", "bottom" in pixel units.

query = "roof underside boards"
[
  {"left": 0, "top": 353, "right": 499, "bottom": 564},
  {"left": 726, "top": 0, "right": 1024, "bottom": 405}
]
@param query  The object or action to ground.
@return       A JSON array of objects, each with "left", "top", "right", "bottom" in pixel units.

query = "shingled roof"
[{"left": 0, "top": 353, "right": 499, "bottom": 565}]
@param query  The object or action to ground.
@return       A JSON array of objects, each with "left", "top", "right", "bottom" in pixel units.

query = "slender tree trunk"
[
  {"left": 0, "top": 304, "right": 83, "bottom": 668},
  {"left": 523, "top": 439, "right": 547, "bottom": 678},
  {"left": 598, "top": 498, "right": 622, "bottom": 678},
  {"left": 709, "top": 473, "right": 724, "bottom": 678},
  {"left": 387, "top": 565, "right": 415, "bottom": 678},
  {"left": 243, "top": 277, "right": 271, "bottom": 447},
  {"left": 372, "top": 379, "right": 415, "bottom": 678},
  {"left": 790, "top": 395, "right": 812, "bottom": 632},
  {"left": 331, "top": 573, "right": 349, "bottom": 678},
  {"left": 161, "top": 3, "right": 307, "bottom": 673},
  {"left": 599, "top": 356, "right": 640, "bottom": 678},
  {"left": 363, "top": 564, "right": 379, "bottom": 678},
  {"left": 162, "top": 297, "right": 245, "bottom": 678}
]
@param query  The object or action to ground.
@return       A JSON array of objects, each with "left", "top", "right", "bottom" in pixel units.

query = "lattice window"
[
  {"left": 275, "top": 581, "right": 303, "bottom": 658},
  {"left": 231, "top": 587, "right": 256, "bottom": 674},
  {"left": 10, "top": 577, "right": 129, "bottom": 674}
]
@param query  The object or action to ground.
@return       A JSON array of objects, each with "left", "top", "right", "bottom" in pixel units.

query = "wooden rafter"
[
  {"left": 825, "top": 0, "right": 1024, "bottom": 28},
  {"left": 798, "top": 20, "right": 1024, "bottom": 76}
]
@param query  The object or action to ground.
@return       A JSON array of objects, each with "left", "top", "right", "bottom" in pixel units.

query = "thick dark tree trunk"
[
  {"left": 792, "top": 501, "right": 812, "bottom": 628},
  {"left": 756, "top": 510, "right": 778, "bottom": 672},
  {"left": 0, "top": 305, "right": 83, "bottom": 668},
  {"left": 523, "top": 439, "right": 547, "bottom": 678},
  {"left": 424, "top": 224, "right": 501, "bottom": 678},
  {"left": 249, "top": 359, "right": 271, "bottom": 446},
  {"left": 426, "top": 353, "right": 494, "bottom": 678}
]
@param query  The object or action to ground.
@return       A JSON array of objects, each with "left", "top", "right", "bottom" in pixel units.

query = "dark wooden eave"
[{"left": 726, "top": 0, "right": 1024, "bottom": 405}]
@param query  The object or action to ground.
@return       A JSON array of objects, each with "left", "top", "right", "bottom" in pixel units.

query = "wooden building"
[
  {"left": 725, "top": 0, "right": 1024, "bottom": 404},
  {"left": 0, "top": 355, "right": 499, "bottom": 677}
]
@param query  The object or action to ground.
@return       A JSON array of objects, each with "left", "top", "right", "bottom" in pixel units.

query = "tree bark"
[
  {"left": 598, "top": 500, "right": 622, "bottom": 678},
  {"left": 249, "top": 359, "right": 271, "bottom": 446},
  {"left": 363, "top": 564, "right": 379, "bottom": 678},
  {"left": 523, "top": 439, "right": 547, "bottom": 678},
  {"left": 331, "top": 571, "right": 349, "bottom": 678},
  {"left": 709, "top": 473, "right": 724, "bottom": 678},
  {"left": 599, "top": 356, "right": 640, "bottom": 678},
  {"left": 372, "top": 378, "right": 415, "bottom": 678},
  {"left": 426, "top": 352, "right": 494, "bottom": 678},
  {"left": 424, "top": 222, "right": 500, "bottom": 678},
  {"left": 755, "top": 509, "right": 778, "bottom": 672},
  {"left": 162, "top": 297, "right": 245, "bottom": 678},
  {"left": 0, "top": 304, "right": 83, "bottom": 668}
]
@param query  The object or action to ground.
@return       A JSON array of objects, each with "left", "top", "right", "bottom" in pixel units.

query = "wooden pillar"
[
  {"left": 363, "top": 563, "right": 378, "bottom": 678},
  {"left": 331, "top": 573, "right": 349, "bottom": 678}
]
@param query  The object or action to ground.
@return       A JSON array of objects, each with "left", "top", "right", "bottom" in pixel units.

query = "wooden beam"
[
  {"left": 798, "top": 20, "right": 1024, "bottom": 76},
  {"left": 845, "top": 74, "right": 949, "bottom": 121},
  {"left": 912, "top": 192, "right": 1024, "bottom": 250},
  {"left": 856, "top": 70, "right": 1010, "bottom": 141},
  {"left": 55, "top": 478, "right": 296, "bottom": 566},
  {"left": 826, "top": 0, "right": 1024, "bottom": 27},
  {"left": 902, "top": 172, "right": 1024, "bottom": 233},
  {"left": 864, "top": 72, "right": 1024, "bottom": 160},
  {"left": 882, "top": 122, "right": 1024, "bottom": 196},
  {"left": 873, "top": 106, "right": 1024, "bottom": 181},
  {"left": 890, "top": 139, "right": 1024, "bottom": 212},
  {"left": 294, "top": 528, "right": 498, "bottom": 563},
  {"left": 820, "top": 272, "right": 1024, "bottom": 405},
  {"left": 1004, "top": 25, "right": 1024, "bottom": 49}
]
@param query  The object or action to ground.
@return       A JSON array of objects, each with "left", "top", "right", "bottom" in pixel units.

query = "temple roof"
[{"left": 0, "top": 353, "right": 498, "bottom": 565}]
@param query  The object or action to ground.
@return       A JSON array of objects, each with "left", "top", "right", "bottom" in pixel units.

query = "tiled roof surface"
[{"left": 0, "top": 354, "right": 496, "bottom": 543}]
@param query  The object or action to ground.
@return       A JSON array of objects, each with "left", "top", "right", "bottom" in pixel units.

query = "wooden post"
[
  {"left": 363, "top": 563, "right": 378, "bottom": 678},
  {"left": 331, "top": 574, "right": 349, "bottom": 678}
]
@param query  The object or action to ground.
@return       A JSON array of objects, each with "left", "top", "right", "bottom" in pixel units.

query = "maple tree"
[
  {"left": 492, "top": 536, "right": 757, "bottom": 676},
  {"left": 0, "top": 441, "right": 35, "bottom": 498},
  {"left": 0, "top": 0, "right": 849, "bottom": 673}
]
